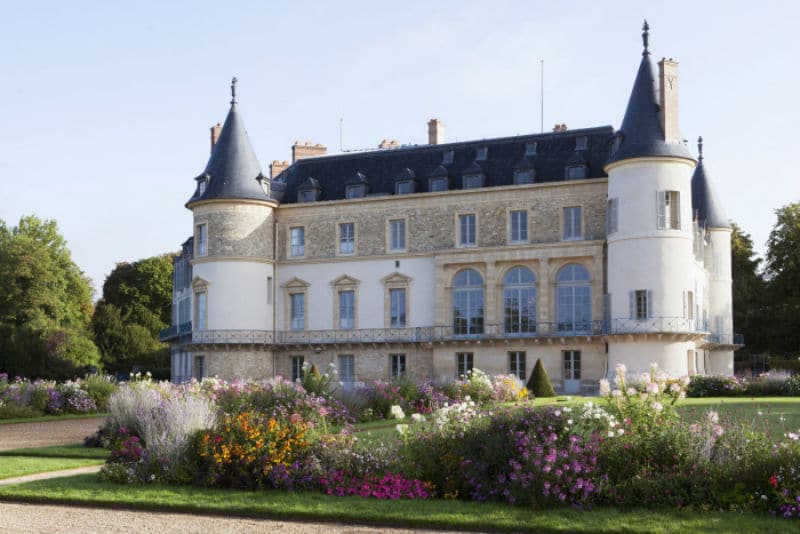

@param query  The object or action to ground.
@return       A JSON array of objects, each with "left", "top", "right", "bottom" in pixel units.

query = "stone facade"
[{"left": 193, "top": 201, "right": 275, "bottom": 260}]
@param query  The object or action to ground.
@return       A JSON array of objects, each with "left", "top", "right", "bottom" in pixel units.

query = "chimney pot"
[
  {"left": 210, "top": 123, "right": 223, "bottom": 153},
  {"left": 427, "top": 118, "right": 444, "bottom": 145},
  {"left": 658, "top": 58, "right": 680, "bottom": 142}
]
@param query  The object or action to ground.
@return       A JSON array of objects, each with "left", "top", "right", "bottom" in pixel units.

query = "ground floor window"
[
  {"left": 193, "top": 355, "right": 205, "bottom": 381},
  {"left": 456, "top": 352, "right": 474, "bottom": 378},
  {"left": 390, "top": 353, "right": 406, "bottom": 379},
  {"left": 338, "top": 354, "right": 355, "bottom": 385},
  {"left": 508, "top": 351, "right": 526, "bottom": 380},
  {"left": 562, "top": 350, "right": 581, "bottom": 380},
  {"left": 291, "top": 355, "right": 305, "bottom": 382}
]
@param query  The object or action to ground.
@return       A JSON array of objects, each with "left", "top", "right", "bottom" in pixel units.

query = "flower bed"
[
  {"left": 0, "top": 372, "right": 115, "bottom": 419},
  {"left": 688, "top": 372, "right": 800, "bottom": 397}
]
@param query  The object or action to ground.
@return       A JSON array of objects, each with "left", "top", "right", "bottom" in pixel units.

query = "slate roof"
[
  {"left": 186, "top": 82, "right": 271, "bottom": 207},
  {"left": 691, "top": 140, "right": 730, "bottom": 229},
  {"left": 272, "top": 126, "right": 614, "bottom": 204},
  {"left": 606, "top": 26, "right": 693, "bottom": 166}
]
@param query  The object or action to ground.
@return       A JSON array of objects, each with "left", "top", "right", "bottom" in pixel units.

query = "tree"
[
  {"left": 730, "top": 223, "right": 767, "bottom": 353},
  {"left": 526, "top": 358, "right": 556, "bottom": 397},
  {"left": 0, "top": 215, "right": 100, "bottom": 378},
  {"left": 92, "top": 255, "right": 174, "bottom": 372},
  {"left": 764, "top": 203, "right": 800, "bottom": 355}
]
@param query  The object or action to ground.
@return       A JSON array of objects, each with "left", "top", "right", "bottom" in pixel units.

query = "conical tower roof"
[
  {"left": 607, "top": 21, "right": 693, "bottom": 165},
  {"left": 187, "top": 78, "right": 271, "bottom": 206},
  {"left": 691, "top": 137, "right": 730, "bottom": 229}
]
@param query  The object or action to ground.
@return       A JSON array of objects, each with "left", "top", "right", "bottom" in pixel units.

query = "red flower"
[{"left": 769, "top": 474, "right": 778, "bottom": 489}]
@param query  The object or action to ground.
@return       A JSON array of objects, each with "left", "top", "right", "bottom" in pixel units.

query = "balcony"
[{"left": 159, "top": 321, "right": 192, "bottom": 342}]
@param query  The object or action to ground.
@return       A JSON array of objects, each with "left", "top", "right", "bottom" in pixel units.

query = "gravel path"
[
  {"left": 0, "top": 417, "right": 106, "bottom": 451},
  {"left": 0, "top": 502, "right": 464, "bottom": 533}
]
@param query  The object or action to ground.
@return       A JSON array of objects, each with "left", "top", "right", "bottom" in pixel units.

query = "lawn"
[
  {"left": 0, "top": 457, "right": 104, "bottom": 480},
  {"left": 0, "top": 443, "right": 110, "bottom": 460},
  {"left": 0, "top": 473, "right": 796, "bottom": 533}
]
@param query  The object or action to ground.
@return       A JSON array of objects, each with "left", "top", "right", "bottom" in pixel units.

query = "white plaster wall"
[
  {"left": 276, "top": 257, "right": 436, "bottom": 330},
  {"left": 193, "top": 261, "right": 274, "bottom": 330},
  {"left": 608, "top": 340, "right": 694, "bottom": 378},
  {"left": 707, "top": 229, "right": 733, "bottom": 338},
  {"left": 707, "top": 350, "right": 734, "bottom": 375}
]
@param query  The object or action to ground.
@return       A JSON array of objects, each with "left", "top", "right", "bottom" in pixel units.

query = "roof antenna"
[
  {"left": 697, "top": 136, "right": 703, "bottom": 161},
  {"left": 642, "top": 20, "right": 650, "bottom": 56},
  {"left": 231, "top": 77, "right": 238, "bottom": 105},
  {"left": 339, "top": 114, "right": 344, "bottom": 152},
  {"left": 540, "top": 59, "right": 544, "bottom": 134}
]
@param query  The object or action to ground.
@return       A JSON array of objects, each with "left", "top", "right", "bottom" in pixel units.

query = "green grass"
[
  {"left": 0, "top": 474, "right": 795, "bottom": 533},
  {"left": 0, "top": 457, "right": 104, "bottom": 480},
  {"left": 678, "top": 397, "right": 800, "bottom": 439},
  {"left": 0, "top": 444, "right": 110, "bottom": 460},
  {"left": 0, "top": 413, "right": 108, "bottom": 425}
]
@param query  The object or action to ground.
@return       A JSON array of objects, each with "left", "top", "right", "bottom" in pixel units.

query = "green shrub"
[
  {"left": 526, "top": 358, "right": 555, "bottom": 397},
  {"left": 770, "top": 358, "right": 800, "bottom": 374},
  {"left": 83, "top": 374, "right": 117, "bottom": 411},
  {"left": 0, "top": 402, "right": 42, "bottom": 419},
  {"left": 686, "top": 375, "right": 744, "bottom": 397}
]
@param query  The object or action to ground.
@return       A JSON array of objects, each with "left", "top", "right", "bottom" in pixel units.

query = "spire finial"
[
  {"left": 697, "top": 136, "right": 704, "bottom": 161},
  {"left": 230, "top": 77, "right": 238, "bottom": 105},
  {"left": 642, "top": 20, "right": 650, "bottom": 55}
]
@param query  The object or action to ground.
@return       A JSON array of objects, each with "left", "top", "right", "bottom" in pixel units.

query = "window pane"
[
  {"left": 291, "top": 356, "right": 304, "bottom": 382},
  {"left": 196, "top": 225, "right": 207, "bottom": 257},
  {"left": 195, "top": 292, "right": 206, "bottom": 331},
  {"left": 390, "top": 220, "right": 406, "bottom": 251},
  {"left": 339, "top": 355, "right": 355, "bottom": 383},
  {"left": 397, "top": 181, "right": 413, "bottom": 194},
  {"left": 390, "top": 354, "right": 406, "bottom": 379},
  {"left": 510, "top": 210, "right": 528, "bottom": 242},
  {"left": 339, "top": 290, "right": 355, "bottom": 329},
  {"left": 390, "top": 288, "right": 406, "bottom": 327},
  {"left": 290, "top": 293, "right": 304, "bottom": 330},
  {"left": 463, "top": 174, "right": 482, "bottom": 189},
  {"left": 290, "top": 227, "right": 305, "bottom": 256},
  {"left": 514, "top": 170, "right": 534, "bottom": 185},
  {"left": 431, "top": 178, "right": 447, "bottom": 192},
  {"left": 459, "top": 214, "right": 476, "bottom": 246},
  {"left": 339, "top": 223, "right": 355, "bottom": 254}
]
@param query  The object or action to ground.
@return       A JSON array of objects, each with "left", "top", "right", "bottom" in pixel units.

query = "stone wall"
[
  {"left": 193, "top": 201, "right": 275, "bottom": 259},
  {"left": 202, "top": 349, "right": 275, "bottom": 380}
]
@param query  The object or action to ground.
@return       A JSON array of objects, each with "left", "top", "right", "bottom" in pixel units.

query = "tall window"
[
  {"left": 606, "top": 198, "right": 618, "bottom": 235},
  {"left": 562, "top": 207, "right": 582, "bottom": 240},
  {"left": 390, "top": 219, "right": 406, "bottom": 252},
  {"left": 339, "top": 223, "right": 355, "bottom": 254},
  {"left": 458, "top": 214, "right": 477, "bottom": 247},
  {"left": 658, "top": 191, "right": 681, "bottom": 230},
  {"left": 194, "top": 291, "right": 207, "bottom": 331},
  {"left": 290, "top": 293, "right": 305, "bottom": 330},
  {"left": 510, "top": 210, "right": 528, "bottom": 243},
  {"left": 338, "top": 354, "right": 355, "bottom": 384},
  {"left": 509, "top": 351, "right": 526, "bottom": 380},
  {"left": 452, "top": 269, "right": 484, "bottom": 335},
  {"left": 503, "top": 267, "right": 537, "bottom": 335},
  {"left": 686, "top": 290, "right": 695, "bottom": 320},
  {"left": 456, "top": 352, "right": 474, "bottom": 378},
  {"left": 631, "top": 289, "right": 651, "bottom": 319},
  {"left": 291, "top": 356, "right": 304, "bottom": 382},
  {"left": 193, "top": 355, "right": 205, "bottom": 381},
  {"left": 556, "top": 264, "right": 591, "bottom": 334},
  {"left": 563, "top": 350, "right": 581, "bottom": 379},
  {"left": 390, "top": 288, "right": 406, "bottom": 327},
  {"left": 196, "top": 224, "right": 207, "bottom": 257},
  {"left": 290, "top": 227, "right": 305, "bottom": 257},
  {"left": 339, "top": 290, "right": 355, "bottom": 329},
  {"left": 390, "top": 354, "right": 406, "bottom": 379}
]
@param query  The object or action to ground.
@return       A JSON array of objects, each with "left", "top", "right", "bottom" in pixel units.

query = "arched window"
[
  {"left": 556, "top": 264, "right": 592, "bottom": 334},
  {"left": 503, "top": 267, "right": 537, "bottom": 335},
  {"left": 452, "top": 269, "right": 484, "bottom": 335}
]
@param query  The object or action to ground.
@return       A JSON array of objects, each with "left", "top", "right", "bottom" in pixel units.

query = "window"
[
  {"left": 525, "top": 142, "right": 537, "bottom": 156},
  {"left": 267, "top": 276, "right": 273, "bottom": 305},
  {"left": 575, "top": 136, "right": 588, "bottom": 151},
  {"left": 194, "top": 291, "right": 207, "bottom": 331},
  {"left": 390, "top": 219, "right": 406, "bottom": 252},
  {"left": 456, "top": 352, "right": 474, "bottom": 378},
  {"left": 299, "top": 190, "right": 316, "bottom": 203},
  {"left": 390, "top": 354, "right": 406, "bottom": 379},
  {"left": 196, "top": 224, "right": 207, "bottom": 257},
  {"left": 346, "top": 185, "right": 365, "bottom": 199},
  {"left": 396, "top": 181, "right": 414, "bottom": 195},
  {"left": 476, "top": 146, "right": 488, "bottom": 160},
  {"left": 430, "top": 177, "right": 448, "bottom": 192},
  {"left": 338, "top": 290, "right": 355, "bottom": 329},
  {"left": 458, "top": 214, "right": 477, "bottom": 247},
  {"left": 556, "top": 264, "right": 592, "bottom": 334},
  {"left": 452, "top": 269, "right": 484, "bottom": 335},
  {"left": 338, "top": 354, "right": 355, "bottom": 384},
  {"left": 563, "top": 350, "right": 581, "bottom": 380},
  {"left": 631, "top": 289, "right": 652, "bottom": 320},
  {"left": 607, "top": 198, "right": 618, "bottom": 235},
  {"left": 514, "top": 169, "right": 534, "bottom": 185},
  {"left": 503, "top": 267, "right": 537, "bottom": 335},
  {"left": 442, "top": 150, "right": 454, "bottom": 165},
  {"left": 389, "top": 288, "right": 407, "bottom": 327},
  {"left": 290, "top": 293, "right": 305, "bottom": 330},
  {"left": 291, "top": 356, "right": 304, "bottom": 382},
  {"left": 339, "top": 222, "right": 355, "bottom": 254},
  {"left": 510, "top": 210, "right": 528, "bottom": 243},
  {"left": 685, "top": 290, "right": 695, "bottom": 320},
  {"left": 565, "top": 165, "right": 587, "bottom": 180},
  {"left": 463, "top": 174, "right": 483, "bottom": 189},
  {"left": 562, "top": 207, "right": 582, "bottom": 240},
  {"left": 658, "top": 191, "right": 681, "bottom": 230},
  {"left": 509, "top": 351, "right": 526, "bottom": 381},
  {"left": 198, "top": 180, "right": 207, "bottom": 196},
  {"left": 290, "top": 227, "right": 305, "bottom": 257},
  {"left": 193, "top": 355, "right": 205, "bottom": 381}
]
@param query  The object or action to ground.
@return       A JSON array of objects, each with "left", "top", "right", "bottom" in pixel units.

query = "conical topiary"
[
  {"left": 526, "top": 357, "right": 556, "bottom": 397},
  {"left": 309, "top": 363, "right": 321, "bottom": 378}
]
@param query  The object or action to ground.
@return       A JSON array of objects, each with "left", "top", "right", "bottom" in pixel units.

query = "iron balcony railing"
[
  {"left": 159, "top": 321, "right": 192, "bottom": 342},
  {"left": 706, "top": 332, "right": 746, "bottom": 346}
]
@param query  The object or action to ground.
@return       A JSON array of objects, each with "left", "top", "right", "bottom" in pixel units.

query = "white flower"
[
  {"left": 562, "top": 406, "right": 572, "bottom": 413},
  {"left": 617, "top": 428, "right": 625, "bottom": 436},
  {"left": 608, "top": 431, "right": 615, "bottom": 438},
  {"left": 615, "top": 363, "right": 627, "bottom": 374},
  {"left": 757, "top": 410, "right": 763, "bottom": 416},
  {"left": 646, "top": 382, "right": 659, "bottom": 395},
  {"left": 411, "top": 413, "right": 426, "bottom": 423},
  {"left": 680, "top": 375, "right": 691, "bottom": 387},
  {"left": 599, "top": 379, "right": 611, "bottom": 396},
  {"left": 554, "top": 410, "right": 561, "bottom": 417},
  {"left": 611, "top": 389, "right": 623, "bottom": 398},
  {"left": 786, "top": 432, "right": 799, "bottom": 441},
  {"left": 464, "top": 395, "right": 471, "bottom": 402},
  {"left": 567, "top": 419, "right": 574, "bottom": 425},
  {"left": 389, "top": 405, "right": 406, "bottom": 420},
  {"left": 639, "top": 372, "right": 651, "bottom": 384},
  {"left": 627, "top": 387, "right": 637, "bottom": 396},
  {"left": 670, "top": 383, "right": 681, "bottom": 393},
  {"left": 651, "top": 402, "right": 663, "bottom": 413},
  {"left": 707, "top": 410, "right": 719, "bottom": 424},
  {"left": 395, "top": 424, "right": 409, "bottom": 436}
]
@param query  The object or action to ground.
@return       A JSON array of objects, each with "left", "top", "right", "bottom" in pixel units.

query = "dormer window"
[
  {"left": 257, "top": 174, "right": 270, "bottom": 196},
  {"left": 346, "top": 184, "right": 366, "bottom": 199},
  {"left": 394, "top": 168, "right": 417, "bottom": 195},
  {"left": 514, "top": 169, "right": 535, "bottom": 185},
  {"left": 299, "top": 190, "right": 315, "bottom": 203},
  {"left": 198, "top": 180, "right": 207, "bottom": 196},
  {"left": 396, "top": 180, "right": 415, "bottom": 195},
  {"left": 525, "top": 142, "right": 537, "bottom": 156},
  {"left": 298, "top": 177, "right": 321, "bottom": 203},
  {"left": 462, "top": 174, "right": 484, "bottom": 189},
  {"left": 476, "top": 146, "right": 488, "bottom": 161},
  {"left": 442, "top": 150, "right": 454, "bottom": 165},
  {"left": 575, "top": 136, "right": 588, "bottom": 151},
  {"left": 565, "top": 164, "right": 587, "bottom": 180},
  {"left": 609, "top": 135, "right": 622, "bottom": 157},
  {"left": 430, "top": 177, "right": 448, "bottom": 192}
]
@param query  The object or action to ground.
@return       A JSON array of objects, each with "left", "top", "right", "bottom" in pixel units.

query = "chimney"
[
  {"left": 658, "top": 57, "right": 680, "bottom": 143},
  {"left": 428, "top": 119, "right": 444, "bottom": 145},
  {"left": 291, "top": 140, "right": 327, "bottom": 163},
  {"left": 270, "top": 160, "right": 290, "bottom": 179},
  {"left": 210, "top": 123, "right": 222, "bottom": 153},
  {"left": 552, "top": 123, "right": 568, "bottom": 132},
  {"left": 379, "top": 139, "right": 400, "bottom": 149}
]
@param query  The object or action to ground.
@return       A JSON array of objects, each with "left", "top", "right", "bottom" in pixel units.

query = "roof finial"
[
  {"left": 697, "top": 136, "right": 704, "bottom": 161},
  {"left": 642, "top": 20, "right": 650, "bottom": 56},
  {"left": 230, "top": 77, "right": 238, "bottom": 105}
]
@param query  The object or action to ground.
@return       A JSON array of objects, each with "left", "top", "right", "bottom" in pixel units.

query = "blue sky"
[{"left": 1, "top": 1, "right": 796, "bottom": 293}]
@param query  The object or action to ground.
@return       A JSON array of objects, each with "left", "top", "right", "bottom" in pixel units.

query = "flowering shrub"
[
  {"left": 193, "top": 411, "right": 309, "bottom": 489},
  {"left": 318, "top": 470, "right": 432, "bottom": 499},
  {"left": 0, "top": 374, "right": 110, "bottom": 418}
]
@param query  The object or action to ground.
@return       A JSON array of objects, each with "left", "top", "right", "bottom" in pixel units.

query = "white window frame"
[
  {"left": 390, "top": 353, "right": 406, "bottom": 379},
  {"left": 396, "top": 180, "right": 414, "bottom": 195},
  {"left": 456, "top": 352, "right": 474, "bottom": 378},
  {"left": 562, "top": 206, "right": 583, "bottom": 241},
  {"left": 509, "top": 209, "right": 528, "bottom": 243},
  {"left": 389, "top": 287, "right": 407, "bottom": 327},
  {"left": 290, "top": 292, "right": 305, "bottom": 331},
  {"left": 458, "top": 213, "right": 477, "bottom": 247},
  {"left": 291, "top": 355, "right": 305, "bottom": 382},
  {"left": 194, "top": 291, "right": 207, "bottom": 331},
  {"left": 389, "top": 219, "right": 406, "bottom": 252},
  {"left": 630, "top": 289, "right": 652, "bottom": 320},
  {"left": 657, "top": 190, "right": 681, "bottom": 230},
  {"left": 338, "top": 222, "right": 356, "bottom": 255},
  {"left": 196, "top": 223, "right": 208, "bottom": 257},
  {"left": 607, "top": 198, "right": 618, "bottom": 235},
  {"left": 509, "top": 351, "right": 526, "bottom": 381},
  {"left": 290, "top": 226, "right": 305, "bottom": 257},
  {"left": 338, "top": 289, "right": 355, "bottom": 330}
]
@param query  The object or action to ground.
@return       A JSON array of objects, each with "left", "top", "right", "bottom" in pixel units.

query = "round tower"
[
  {"left": 692, "top": 137, "right": 735, "bottom": 375},
  {"left": 605, "top": 22, "right": 698, "bottom": 377},
  {"left": 185, "top": 78, "right": 277, "bottom": 380}
]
